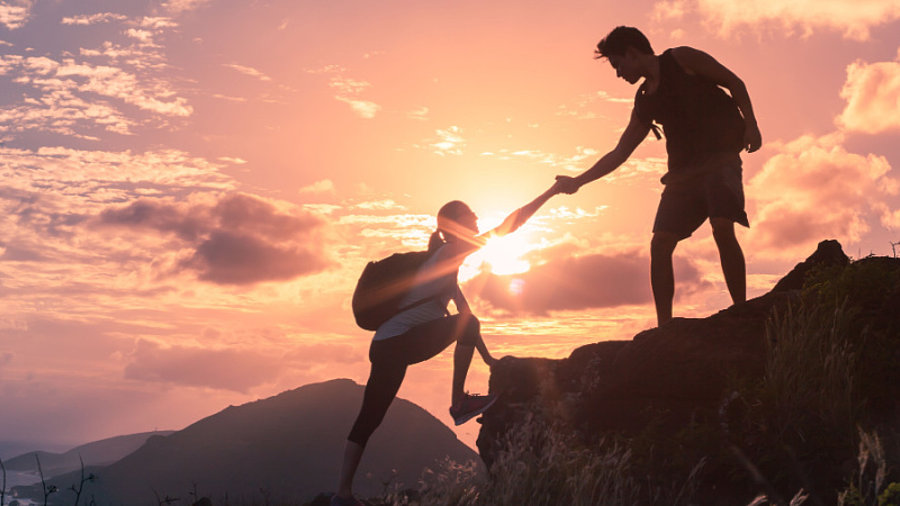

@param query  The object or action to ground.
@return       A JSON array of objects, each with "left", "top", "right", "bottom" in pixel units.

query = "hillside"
[
  {"left": 4, "top": 431, "right": 175, "bottom": 482},
  {"left": 15, "top": 378, "right": 478, "bottom": 505},
  {"left": 473, "top": 240, "right": 900, "bottom": 505}
]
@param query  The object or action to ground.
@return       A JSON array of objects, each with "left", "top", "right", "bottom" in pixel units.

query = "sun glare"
[{"left": 459, "top": 233, "right": 534, "bottom": 282}]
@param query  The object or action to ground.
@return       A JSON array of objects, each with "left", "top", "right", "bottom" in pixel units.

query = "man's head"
[
  {"left": 594, "top": 26, "right": 654, "bottom": 60},
  {"left": 595, "top": 26, "right": 654, "bottom": 85}
]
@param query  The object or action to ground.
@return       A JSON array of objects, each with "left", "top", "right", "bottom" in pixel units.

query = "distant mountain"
[
  {"left": 4, "top": 431, "right": 175, "bottom": 480},
  {"left": 17, "top": 379, "right": 479, "bottom": 505}
]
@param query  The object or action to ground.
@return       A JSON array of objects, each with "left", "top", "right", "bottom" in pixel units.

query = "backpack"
[{"left": 351, "top": 250, "right": 448, "bottom": 331}]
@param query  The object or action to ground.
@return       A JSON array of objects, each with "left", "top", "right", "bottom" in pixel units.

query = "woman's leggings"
[{"left": 347, "top": 313, "right": 480, "bottom": 447}]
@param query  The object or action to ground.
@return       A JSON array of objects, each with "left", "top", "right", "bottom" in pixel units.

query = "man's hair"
[{"left": 595, "top": 26, "right": 654, "bottom": 59}]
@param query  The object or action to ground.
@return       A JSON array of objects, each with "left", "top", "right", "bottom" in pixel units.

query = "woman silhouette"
[{"left": 333, "top": 181, "right": 561, "bottom": 505}]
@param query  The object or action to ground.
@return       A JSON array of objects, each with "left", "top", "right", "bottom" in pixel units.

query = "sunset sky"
[{"left": 1, "top": 0, "right": 899, "bottom": 456}]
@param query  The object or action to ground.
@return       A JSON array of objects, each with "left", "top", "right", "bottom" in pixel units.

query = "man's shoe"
[{"left": 449, "top": 393, "right": 498, "bottom": 426}]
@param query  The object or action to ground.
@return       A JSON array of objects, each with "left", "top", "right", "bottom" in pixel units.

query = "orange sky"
[{"left": 0, "top": 0, "right": 898, "bottom": 455}]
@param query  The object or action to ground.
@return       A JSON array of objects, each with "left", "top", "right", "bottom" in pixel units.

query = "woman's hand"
[{"left": 554, "top": 175, "right": 581, "bottom": 195}]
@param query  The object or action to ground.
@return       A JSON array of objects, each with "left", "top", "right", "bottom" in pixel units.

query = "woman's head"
[
  {"left": 437, "top": 200, "right": 478, "bottom": 239},
  {"left": 428, "top": 200, "right": 478, "bottom": 251}
]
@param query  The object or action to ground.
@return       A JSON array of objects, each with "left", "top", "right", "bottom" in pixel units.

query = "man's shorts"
[{"left": 653, "top": 152, "right": 750, "bottom": 240}]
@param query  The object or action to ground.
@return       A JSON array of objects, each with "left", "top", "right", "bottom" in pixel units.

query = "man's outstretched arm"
[
  {"left": 670, "top": 46, "right": 762, "bottom": 153},
  {"left": 555, "top": 109, "right": 650, "bottom": 194}
]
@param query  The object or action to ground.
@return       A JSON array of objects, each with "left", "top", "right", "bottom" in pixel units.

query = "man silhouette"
[{"left": 556, "top": 26, "right": 762, "bottom": 326}]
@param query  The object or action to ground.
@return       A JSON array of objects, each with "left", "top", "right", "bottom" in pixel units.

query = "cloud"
[
  {"left": 556, "top": 91, "right": 633, "bottom": 119},
  {"left": 323, "top": 74, "right": 381, "bottom": 118},
  {"left": 0, "top": 0, "right": 33, "bottom": 30},
  {"left": 335, "top": 96, "right": 381, "bottom": 119},
  {"left": 61, "top": 13, "right": 128, "bottom": 26},
  {"left": 747, "top": 133, "right": 899, "bottom": 256},
  {"left": 55, "top": 59, "right": 192, "bottom": 116},
  {"left": 124, "top": 339, "right": 283, "bottom": 391},
  {"left": 299, "top": 179, "right": 335, "bottom": 195},
  {"left": 466, "top": 249, "right": 710, "bottom": 315},
  {"left": 98, "top": 193, "right": 331, "bottom": 285},
  {"left": 837, "top": 55, "right": 900, "bottom": 134},
  {"left": 223, "top": 63, "right": 272, "bottom": 82},
  {"left": 430, "top": 126, "right": 465, "bottom": 156},
  {"left": 184, "top": 231, "right": 328, "bottom": 284},
  {"left": 162, "top": 0, "right": 212, "bottom": 16},
  {"left": 408, "top": 106, "right": 429, "bottom": 120},
  {"left": 655, "top": 0, "right": 900, "bottom": 40},
  {"left": 0, "top": 51, "right": 191, "bottom": 139}
]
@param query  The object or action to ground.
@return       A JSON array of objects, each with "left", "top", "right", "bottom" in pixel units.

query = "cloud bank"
[
  {"left": 748, "top": 133, "right": 898, "bottom": 255},
  {"left": 99, "top": 193, "right": 330, "bottom": 285},
  {"left": 467, "top": 249, "right": 711, "bottom": 315},
  {"left": 124, "top": 339, "right": 283, "bottom": 392},
  {"left": 654, "top": 0, "right": 900, "bottom": 40}
]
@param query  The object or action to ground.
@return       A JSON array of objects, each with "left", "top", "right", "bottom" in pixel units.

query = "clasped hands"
[{"left": 550, "top": 175, "right": 581, "bottom": 195}]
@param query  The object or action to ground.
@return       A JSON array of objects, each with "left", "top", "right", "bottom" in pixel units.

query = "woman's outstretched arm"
[{"left": 488, "top": 180, "right": 562, "bottom": 238}]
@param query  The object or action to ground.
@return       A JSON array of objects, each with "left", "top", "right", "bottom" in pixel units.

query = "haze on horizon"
[{"left": 0, "top": 0, "right": 898, "bottom": 454}]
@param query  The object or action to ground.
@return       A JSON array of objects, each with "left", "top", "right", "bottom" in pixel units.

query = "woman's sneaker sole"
[{"left": 450, "top": 395, "right": 499, "bottom": 425}]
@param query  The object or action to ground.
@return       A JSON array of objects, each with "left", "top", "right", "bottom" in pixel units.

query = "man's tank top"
[{"left": 634, "top": 48, "right": 745, "bottom": 178}]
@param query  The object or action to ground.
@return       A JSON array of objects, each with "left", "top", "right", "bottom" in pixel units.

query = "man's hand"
[
  {"left": 554, "top": 175, "right": 581, "bottom": 195},
  {"left": 744, "top": 123, "right": 762, "bottom": 153}
]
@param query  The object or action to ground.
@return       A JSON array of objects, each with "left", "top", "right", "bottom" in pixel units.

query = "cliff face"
[{"left": 476, "top": 240, "right": 900, "bottom": 503}]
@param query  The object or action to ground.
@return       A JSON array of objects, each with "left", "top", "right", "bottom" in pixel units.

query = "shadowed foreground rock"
[{"left": 477, "top": 239, "right": 899, "bottom": 503}]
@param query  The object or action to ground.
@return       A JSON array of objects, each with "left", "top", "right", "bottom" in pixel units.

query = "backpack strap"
[{"left": 394, "top": 248, "right": 456, "bottom": 316}]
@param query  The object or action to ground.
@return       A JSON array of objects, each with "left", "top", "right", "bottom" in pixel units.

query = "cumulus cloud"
[
  {"left": 98, "top": 193, "right": 330, "bottom": 285},
  {"left": 0, "top": 52, "right": 191, "bottom": 138},
  {"left": 162, "top": 0, "right": 212, "bottom": 16},
  {"left": 466, "top": 249, "right": 710, "bottom": 315},
  {"left": 55, "top": 59, "right": 192, "bottom": 116},
  {"left": 186, "top": 231, "right": 329, "bottom": 284},
  {"left": 0, "top": 146, "right": 238, "bottom": 291},
  {"left": 0, "top": 0, "right": 33, "bottom": 30},
  {"left": 747, "top": 133, "right": 899, "bottom": 256},
  {"left": 0, "top": 9, "right": 190, "bottom": 141},
  {"left": 655, "top": 0, "right": 900, "bottom": 40},
  {"left": 61, "top": 13, "right": 128, "bottom": 25},
  {"left": 430, "top": 126, "right": 465, "bottom": 156},
  {"left": 124, "top": 339, "right": 283, "bottom": 391},
  {"left": 837, "top": 54, "right": 900, "bottom": 134}
]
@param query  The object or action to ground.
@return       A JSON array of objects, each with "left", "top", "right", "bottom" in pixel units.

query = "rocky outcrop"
[
  {"left": 473, "top": 239, "right": 900, "bottom": 504},
  {"left": 478, "top": 241, "right": 852, "bottom": 463}
]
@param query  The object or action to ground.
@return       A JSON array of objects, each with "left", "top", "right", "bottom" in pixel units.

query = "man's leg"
[
  {"left": 710, "top": 217, "right": 746, "bottom": 305},
  {"left": 650, "top": 231, "right": 680, "bottom": 326}
]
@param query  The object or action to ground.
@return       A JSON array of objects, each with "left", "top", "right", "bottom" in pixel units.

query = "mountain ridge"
[{"left": 14, "top": 378, "right": 479, "bottom": 505}]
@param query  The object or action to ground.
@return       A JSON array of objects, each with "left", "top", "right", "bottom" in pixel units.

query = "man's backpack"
[{"left": 351, "top": 250, "right": 447, "bottom": 331}]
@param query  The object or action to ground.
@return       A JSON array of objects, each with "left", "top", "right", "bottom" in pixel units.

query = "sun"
[{"left": 459, "top": 233, "right": 534, "bottom": 282}]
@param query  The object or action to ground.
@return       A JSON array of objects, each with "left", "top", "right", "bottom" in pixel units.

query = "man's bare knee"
[{"left": 710, "top": 218, "right": 736, "bottom": 242}]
